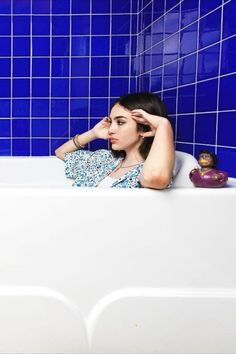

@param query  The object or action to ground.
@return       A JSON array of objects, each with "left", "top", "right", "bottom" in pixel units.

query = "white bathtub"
[{"left": 0, "top": 152, "right": 236, "bottom": 354}]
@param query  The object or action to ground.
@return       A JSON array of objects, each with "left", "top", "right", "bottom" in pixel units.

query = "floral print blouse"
[{"left": 64, "top": 148, "right": 176, "bottom": 189}]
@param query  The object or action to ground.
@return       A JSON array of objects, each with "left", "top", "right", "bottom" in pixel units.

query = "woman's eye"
[{"left": 117, "top": 121, "right": 124, "bottom": 125}]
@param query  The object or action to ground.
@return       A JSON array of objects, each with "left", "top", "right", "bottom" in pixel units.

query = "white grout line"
[
  {"left": 192, "top": 0, "right": 201, "bottom": 157},
  {"left": 215, "top": 0, "right": 224, "bottom": 156}
]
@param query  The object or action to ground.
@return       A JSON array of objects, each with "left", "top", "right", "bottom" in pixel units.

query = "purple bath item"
[{"left": 189, "top": 168, "right": 228, "bottom": 188}]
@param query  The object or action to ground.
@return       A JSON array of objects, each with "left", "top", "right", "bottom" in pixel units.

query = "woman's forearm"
[
  {"left": 55, "top": 129, "right": 96, "bottom": 161},
  {"left": 140, "top": 119, "right": 175, "bottom": 189}
]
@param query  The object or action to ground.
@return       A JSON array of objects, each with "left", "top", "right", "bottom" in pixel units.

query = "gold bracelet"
[{"left": 73, "top": 134, "right": 86, "bottom": 149}]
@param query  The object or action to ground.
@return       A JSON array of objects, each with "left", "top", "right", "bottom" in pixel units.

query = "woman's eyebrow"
[{"left": 108, "top": 116, "right": 128, "bottom": 121}]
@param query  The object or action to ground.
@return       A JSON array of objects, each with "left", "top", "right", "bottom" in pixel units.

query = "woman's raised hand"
[
  {"left": 131, "top": 109, "right": 167, "bottom": 137},
  {"left": 91, "top": 117, "right": 111, "bottom": 140}
]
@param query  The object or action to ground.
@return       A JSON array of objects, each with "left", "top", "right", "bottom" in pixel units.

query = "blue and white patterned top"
[{"left": 64, "top": 148, "right": 176, "bottom": 188}]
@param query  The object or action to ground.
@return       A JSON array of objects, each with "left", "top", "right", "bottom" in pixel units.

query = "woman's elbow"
[
  {"left": 55, "top": 148, "right": 65, "bottom": 161},
  {"left": 140, "top": 172, "right": 171, "bottom": 190}
]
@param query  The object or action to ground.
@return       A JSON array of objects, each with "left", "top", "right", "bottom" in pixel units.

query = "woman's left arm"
[{"left": 131, "top": 109, "right": 175, "bottom": 190}]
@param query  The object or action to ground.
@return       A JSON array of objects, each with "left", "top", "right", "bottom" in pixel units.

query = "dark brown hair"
[
  {"left": 110, "top": 92, "right": 169, "bottom": 159},
  {"left": 199, "top": 150, "right": 218, "bottom": 168}
]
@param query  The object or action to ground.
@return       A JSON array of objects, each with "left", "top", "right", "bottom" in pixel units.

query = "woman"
[{"left": 55, "top": 92, "right": 175, "bottom": 189}]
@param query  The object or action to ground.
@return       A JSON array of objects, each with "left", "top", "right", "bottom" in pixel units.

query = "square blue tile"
[
  {"left": 52, "top": 58, "right": 70, "bottom": 77},
  {"left": 132, "top": 14, "right": 137, "bottom": 34},
  {"left": 71, "top": 78, "right": 89, "bottom": 97},
  {"left": 13, "top": 79, "right": 30, "bottom": 97},
  {"left": 32, "top": 16, "right": 50, "bottom": 35},
  {"left": 71, "top": 58, "right": 89, "bottom": 77},
  {"left": 178, "top": 84, "right": 195, "bottom": 113},
  {"left": 181, "top": 0, "right": 198, "bottom": 27},
  {"left": 199, "top": 9, "right": 221, "bottom": 49},
  {"left": 110, "top": 78, "right": 129, "bottom": 97},
  {"left": 32, "top": 0, "right": 50, "bottom": 14},
  {"left": 70, "top": 119, "right": 88, "bottom": 137},
  {"left": 12, "top": 119, "right": 30, "bottom": 137},
  {"left": 0, "top": 16, "right": 11, "bottom": 34},
  {"left": 13, "top": 0, "right": 30, "bottom": 14},
  {"left": 13, "top": 58, "right": 30, "bottom": 77},
  {"left": 176, "top": 142, "right": 193, "bottom": 154},
  {"left": 196, "top": 79, "right": 218, "bottom": 112},
  {"left": 151, "top": 68, "right": 162, "bottom": 92},
  {"left": 70, "top": 99, "right": 89, "bottom": 117},
  {"left": 51, "top": 99, "right": 69, "bottom": 117},
  {"left": 111, "top": 57, "right": 130, "bottom": 76},
  {"left": 166, "top": 0, "right": 179, "bottom": 12},
  {"left": 52, "top": 0, "right": 70, "bottom": 14},
  {"left": 52, "top": 16, "right": 70, "bottom": 35},
  {"left": 177, "top": 114, "right": 194, "bottom": 142},
  {"left": 165, "top": 5, "right": 180, "bottom": 38},
  {"left": 32, "top": 58, "right": 50, "bottom": 77},
  {"left": 223, "top": 1, "right": 236, "bottom": 38},
  {"left": 112, "top": 15, "right": 130, "bottom": 34},
  {"left": 72, "top": 37, "right": 90, "bottom": 56},
  {"left": 164, "top": 33, "right": 179, "bottom": 64},
  {"left": 72, "top": 0, "right": 90, "bottom": 14},
  {"left": 92, "top": 15, "right": 110, "bottom": 35},
  {"left": 139, "top": 74, "right": 150, "bottom": 92},
  {"left": 152, "top": 17, "right": 164, "bottom": 45},
  {"left": 32, "top": 99, "right": 49, "bottom": 117},
  {"left": 12, "top": 139, "right": 30, "bottom": 155},
  {"left": 90, "top": 78, "right": 109, "bottom": 97},
  {"left": 92, "top": 36, "right": 110, "bottom": 56},
  {"left": 195, "top": 113, "right": 216, "bottom": 144},
  {"left": 221, "top": 36, "right": 236, "bottom": 75},
  {"left": 0, "top": 139, "right": 11, "bottom": 155},
  {"left": 14, "top": 37, "right": 30, "bottom": 56},
  {"left": 218, "top": 112, "right": 236, "bottom": 147},
  {"left": 0, "top": 0, "right": 11, "bottom": 14},
  {"left": 12, "top": 99, "right": 30, "bottom": 117},
  {"left": 180, "top": 22, "right": 197, "bottom": 57},
  {"left": 200, "top": 0, "right": 221, "bottom": 16},
  {"left": 112, "top": 0, "right": 131, "bottom": 13},
  {"left": 90, "top": 98, "right": 108, "bottom": 117},
  {"left": 197, "top": 43, "right": 220, "bottom": 81},
  {"left": 217, "top": 147, "right": 236, "bottom": 177},
  {"left": 32, "top": 79, "right": 49, "bottom": 97},
  {"left": 0, "top": 58, "right": 11, "bottom": 77},
  {"left": 32, "top": 120, "right": 49, "bottom": 137},
  {"left": 72, "top": 15, "right": 90, "bottom": 35},
  {"left": 91, "top": 57, "right": 109, "bottom": 76},
  {"left": 51, "top": 79, "right": 69, "bottom": 97},
  {"left": 32, "top": 139, "right": 49, "bottom": 155},
  {"left": 0, "top": 119, "right": 10, "bottom": 137},
  {"left": 153, "top": 0, "right": 164, "bottom": 21},
  {"left": 111, "top": 36, "right": 130, "bottom": 55},
  {"left": 52, "top": 37, "right": 69, "bottom": 56},
  {"left": 163, "top": 61, "right": 178, "bottom": 89},
  {"left": 151, "top": 42, "right": 163, "bottom": 69},
  {"left": 92, "top": 0, "right": 110, "bottom": 13},
  {"left": 163, "top": 89, "right": 177, "bottom": 115},
  {"left": 178, "top": 53, "right": 196, "bottom": 85},
  {"left": 13, "top": 16, "right": 30, "bottom": 35},
  {"left": 0, "top": 99, "right": 10, "bottom": 117},
  {"left": 33, "top": 37, "right": 50, "bottom": 56},
  {"left": 51, "top": 119, "right": 68, "bottom": 137},
  {"left": 0, "top": 38, "right": 10, "bottom": 56},
  {"left": 142, "top": 3, "right": 152, "bottom": 30},
  {"left": 0, "top": 79, "right": 10, "bottom": 98}
]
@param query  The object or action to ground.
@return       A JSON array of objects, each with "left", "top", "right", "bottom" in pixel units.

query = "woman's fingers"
[{"left": 140, "top": 131, "right": 155, "bottom": 137}]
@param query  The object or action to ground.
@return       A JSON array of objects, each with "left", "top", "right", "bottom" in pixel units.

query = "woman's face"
[{"left": 107, "top": 103, "right": 142, "bottom": 151}]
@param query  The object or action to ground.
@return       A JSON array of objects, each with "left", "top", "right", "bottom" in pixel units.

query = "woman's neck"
[{"left": 123, "top": 149, "right": 144, "bottom": 166}]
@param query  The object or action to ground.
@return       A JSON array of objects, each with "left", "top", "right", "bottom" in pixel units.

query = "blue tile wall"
[
  {"left": 0, "top": 0, "right": 236, "bottom": 178},
  {"left": 137, "top": 0, "right": 236, "bottom": 177},
  {"left": 0, "top": 0, "right": 136, "bottom": 156}
]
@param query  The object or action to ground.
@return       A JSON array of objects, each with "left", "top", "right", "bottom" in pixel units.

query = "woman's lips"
[{"left": 110, "top": 139, "right": 118, "bottom": 143}]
